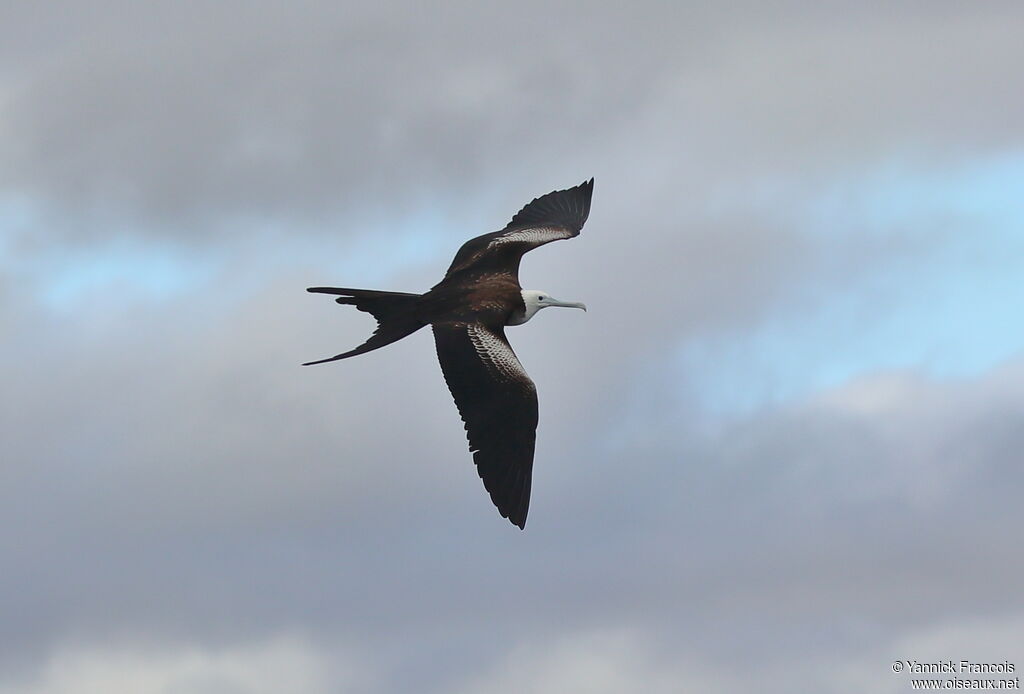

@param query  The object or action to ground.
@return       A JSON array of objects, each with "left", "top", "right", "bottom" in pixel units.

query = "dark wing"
[
  {"left": 432, "top": 322, "right": 539, "bottom": 529},
  {"left": 444, "top": 178, "right": 594, "bottom": 278}
]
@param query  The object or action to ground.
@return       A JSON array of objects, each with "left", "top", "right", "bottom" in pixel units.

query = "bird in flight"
[{"left": 304, "top": 179, "right": 593, "bottom": 529}]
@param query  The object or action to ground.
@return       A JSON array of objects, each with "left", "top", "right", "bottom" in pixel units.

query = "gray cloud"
[
  {"left": 3, "top": 2, "right": 1022, "bottom": 241},
  {"left": 4, "top": 274, "right": 1023, "bottom": 690}
]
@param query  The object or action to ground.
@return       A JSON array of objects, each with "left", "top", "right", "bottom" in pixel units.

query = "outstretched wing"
[
  {"left": 432, "top": 321, "right": 539, "bottom": 529},
  {"left": 443, "top": 178, "right": 594, "bottom": 279}
]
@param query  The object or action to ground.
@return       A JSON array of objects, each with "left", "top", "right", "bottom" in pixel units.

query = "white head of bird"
[{"left": 508, "top": 289, "right": 587, "bottom": 326}]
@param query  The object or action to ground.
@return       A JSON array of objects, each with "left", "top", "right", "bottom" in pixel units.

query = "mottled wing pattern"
[
  {"left": 432, "top": 322, "right": 539, "bottom": 528},
  {"left": 444, "top": 178, "right": 594, "bottom": 277}
]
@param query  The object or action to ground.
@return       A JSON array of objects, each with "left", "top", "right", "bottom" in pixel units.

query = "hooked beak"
[{"left": 549, "top": 298, "right": 587, "bottom": 312}]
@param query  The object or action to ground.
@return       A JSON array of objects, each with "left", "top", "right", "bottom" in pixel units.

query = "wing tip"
[
  {"left": 505, "top": 176, "right": 595, "bottom": 232},
  {"left": 500, "top": 506, "right": 527, "bottom": 530}
]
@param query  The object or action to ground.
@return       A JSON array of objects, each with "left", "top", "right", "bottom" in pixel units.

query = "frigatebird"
[{"left": 304, "top": 179, "right": 593, "bottom": 529}]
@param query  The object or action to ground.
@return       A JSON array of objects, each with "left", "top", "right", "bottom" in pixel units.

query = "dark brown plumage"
[{"left": 304, "top": 179, "right": 593, "bottom": 528}]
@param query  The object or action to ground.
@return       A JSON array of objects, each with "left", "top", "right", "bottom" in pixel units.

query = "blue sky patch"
[{"left": 681, "top": 152, "right": 1024, "bottom": 414}]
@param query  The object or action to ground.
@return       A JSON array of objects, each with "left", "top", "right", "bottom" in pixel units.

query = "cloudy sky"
[{"left": 2, "top": 2, "right": 1023, "bottom": 692}]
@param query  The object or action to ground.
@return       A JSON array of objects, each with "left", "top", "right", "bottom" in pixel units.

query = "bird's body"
[
  {"left": 305, "top": 179, "right": 593, "bottom": 529},
  {"left": 422, "top": 272, "right": 524, "bottom": 326}
]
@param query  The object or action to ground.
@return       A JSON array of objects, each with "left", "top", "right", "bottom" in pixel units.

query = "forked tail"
[{"left": 303, "top": 287, "right": 426, "bottom": 366}]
